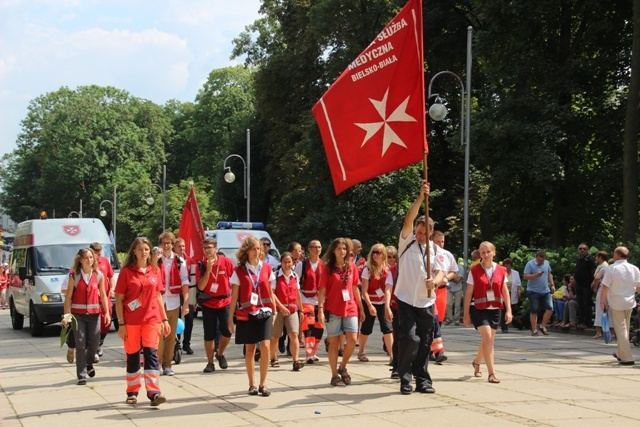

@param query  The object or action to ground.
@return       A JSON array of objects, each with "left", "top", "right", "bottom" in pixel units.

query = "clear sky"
[{"left": 0, "top": 0, "right": 262, "bottom": 156}]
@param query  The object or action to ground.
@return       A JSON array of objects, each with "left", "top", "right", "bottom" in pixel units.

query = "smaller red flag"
[
  {"left": 178, "top": 187, "right": 204, "bottom": 263},
  {"left": 313, "top": 0, "right": 426, "bottom": 194}
]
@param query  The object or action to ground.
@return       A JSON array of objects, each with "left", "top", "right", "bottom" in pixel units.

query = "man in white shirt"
[
  {"left": 395, "top": 181, "right": 446, "bottom": 395},
  {"left": 600, "top": 246, "right": 640, "bottom": 366},
  {"left": 157, "top": 231, "right": 190, "bottom": 376}
]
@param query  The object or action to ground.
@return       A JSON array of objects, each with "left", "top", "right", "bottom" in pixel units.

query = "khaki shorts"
[{"left": 272, "top": 311, "right": 301, "bottom": 338}]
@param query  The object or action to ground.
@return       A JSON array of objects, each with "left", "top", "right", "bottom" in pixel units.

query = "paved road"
[{"left": 1, "top": 309, "right": 639, "bottom": 426}]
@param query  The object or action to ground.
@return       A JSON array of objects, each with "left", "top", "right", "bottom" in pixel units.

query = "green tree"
[{"left": 0, "top": 85, "right": 171, "bottom": 251}]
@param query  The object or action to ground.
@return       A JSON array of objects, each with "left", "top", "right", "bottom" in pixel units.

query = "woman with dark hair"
[
  {"left": 62, "top": 248, "right": 110, "bottom": 385},
  {"left": 318, "top": 238, "right": 365, "bottom": 387},
  {"left": 464, "top": 241, "right": 512, "bottom": 384},
  {"left": 115, "top": 237, "right": 170, "bottom": 406},
  {"left": 228, "top": 236, "right": 276, "bottom": 396}
]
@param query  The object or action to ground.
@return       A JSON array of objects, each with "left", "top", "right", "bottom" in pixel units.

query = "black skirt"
[
  {"left": 235, "top": 314, "right": 273, "bottom": 344},
  {"left": 470, "top": 305, "right": 501, "bottom": 330}
]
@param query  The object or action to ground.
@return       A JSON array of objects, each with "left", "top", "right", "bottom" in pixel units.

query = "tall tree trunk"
[{"left": 623, "top": 0, "right": 640, "bottom": 244}]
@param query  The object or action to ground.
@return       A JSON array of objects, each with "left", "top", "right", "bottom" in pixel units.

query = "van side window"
[
  {"left": 26, "top": 248, "right": 36, "bottom": 276},
  {"left": 11, "top": 248, "right": 26, "bottom": 273}
]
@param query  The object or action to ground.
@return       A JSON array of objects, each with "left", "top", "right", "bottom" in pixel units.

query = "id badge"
[
  {"left": 128, "top": 299, "right": 142, "bottom": 311},
  {"left": 210, "top": 282, "right": 219, "bottom": 293},
  {"left": 375, "top": 288, "right": 384, "bottom": 298},
  {"left": 341, "top": 289, "right": 350, "bottom": 302},
  {"left": 486, "top": 290, "right": 495, "bottom": 301},
  {"left": 250, "top": 292, "right": 259, "bottom": 305}
]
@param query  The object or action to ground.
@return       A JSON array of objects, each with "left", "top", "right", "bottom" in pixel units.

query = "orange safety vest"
[
  {"left": 70, "top": 270, "right": 102, "bottom": 315},
  {"left": 470, "top": 263, "right": 506, "bottom": 309}
]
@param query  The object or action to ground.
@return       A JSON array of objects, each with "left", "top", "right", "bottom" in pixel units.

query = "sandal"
[
  {"left": 337, "top": 367, "right": 351, "bottom": 385},
  {"left": 357, "top": 353, "right": 369, "bottom": 362},
  {"left": 293, "top": 360, "right": 305, "bottom": 371},
  {"left": 270, "top": 358, "right": 280, "bottom": 368},
  {"left": 488, "top": 373, "right": 501, "bottom": 384},
  {"left": 330, "top": 375, "right": 346, "bottom": 387},
  {"left": 150, "top": 393, "right": 166, "bottom": 407},
  {"left": 248, "top": 385, "right": 258, "bottom": 395},
  {"left": 125, "top": 395, "right": 137, "bottom": 405},
  {"left": 258, "top": 385, "right": 271, "bottom": 397},
  {"left": 472, "top": 361, "right": 482, "bottom": 377}
]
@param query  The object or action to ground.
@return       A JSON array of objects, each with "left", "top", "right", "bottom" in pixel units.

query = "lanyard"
[
  {"left": 249, "top": 263, "right": 262, "bottom": 291},
  {"left": 418, "top": 244, "right": 429, "bottom": 274}
]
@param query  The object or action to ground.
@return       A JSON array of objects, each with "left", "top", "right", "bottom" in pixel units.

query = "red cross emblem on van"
[{"left": 63, "top": 225, "right": 80, "bottom": 236}]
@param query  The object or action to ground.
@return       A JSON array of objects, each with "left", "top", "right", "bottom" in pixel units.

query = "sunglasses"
[
  {"left": 262, "top": 243, "right": 271, "bottom": 247},
  {"left": 372, "top": 250, "right": 382, "bottom": 255}
]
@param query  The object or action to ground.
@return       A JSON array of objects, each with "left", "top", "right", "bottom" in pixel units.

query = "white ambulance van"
[
  {"left": 204, "top": 222, "right": 280, "bottom": 264},
  {"left": 8, "top": 218, "right": 118, "bottom": 336}
]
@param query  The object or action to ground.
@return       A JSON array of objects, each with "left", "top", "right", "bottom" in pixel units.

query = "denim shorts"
[
  {"left": 325, "top": 312, "right": 359, "bottom": 337},
  {"left": 527, "top": 290, "right": 553, "bottom": 313}
]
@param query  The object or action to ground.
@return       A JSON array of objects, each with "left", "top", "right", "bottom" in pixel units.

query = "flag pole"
[{"left": 423, "top": 150, "right": 432, "bottom": 298}]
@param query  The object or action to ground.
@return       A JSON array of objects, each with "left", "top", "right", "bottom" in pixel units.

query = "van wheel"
[
  {"left": 29, "top": 303, "right": 44, "bottom": 337},
  {"left": 10, "top": 299, "right": 24, "bottom": 330}
]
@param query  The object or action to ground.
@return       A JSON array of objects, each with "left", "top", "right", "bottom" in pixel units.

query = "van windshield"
[{"left": 35, "top": 244, "right": 120, "bottom": 274}]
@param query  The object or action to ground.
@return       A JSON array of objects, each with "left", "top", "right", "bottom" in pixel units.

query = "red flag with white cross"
[{"left": 312, "top": 0, "right": 426, "bottom": 195}]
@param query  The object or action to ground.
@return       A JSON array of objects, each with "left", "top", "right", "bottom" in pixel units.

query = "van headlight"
[{"left": 41, "top": 293, "right": 63, "bottom": 303}]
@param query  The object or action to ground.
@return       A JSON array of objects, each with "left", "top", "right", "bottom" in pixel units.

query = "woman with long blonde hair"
[{"left": 358, "top": 243, "right": 393, "bottom": 364}]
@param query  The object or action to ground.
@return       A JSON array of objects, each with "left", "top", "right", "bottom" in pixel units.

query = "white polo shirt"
[
  {"left": 394, "top": 233, "right": 446, "bottom": 308},
  {"left": 602, "top": 259, "right": 640, "bottom": 310}
]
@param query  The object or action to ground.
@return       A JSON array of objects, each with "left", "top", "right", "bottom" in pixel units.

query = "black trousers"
[
  {"left": 576, "top": 286, "right": 593, "bottom": 326},
  {"left": 397, "top": 299, "right": 434, "bottom": 389}
]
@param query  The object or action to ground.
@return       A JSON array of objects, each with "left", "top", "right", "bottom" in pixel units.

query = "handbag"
[
  {"left": 601, "top": 311, "right": 612, "bottom": 344},
  {"left": 196, "top": 289, "right": 213, "bottom": 305}
]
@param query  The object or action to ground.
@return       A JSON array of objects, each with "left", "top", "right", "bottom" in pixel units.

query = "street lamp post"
[
  {"left": 222, "top": 129, "right": 251, "bottom": 222},
  {"left": 99, "top": 186, "right": 117, "bottom": 248},
  {"left": 146, "top": 165, "right": 167, "bottom": 230},
  {"left": 427, "top": 26, "right": 473, "bottom": 270}
]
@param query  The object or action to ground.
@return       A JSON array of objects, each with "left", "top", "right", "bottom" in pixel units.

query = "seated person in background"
[
  {"left": 552, "top": 275, "right": 568, "bottom": 327},
  {"left": 561, "top": 276, "right": 580, "bottom": 329}
]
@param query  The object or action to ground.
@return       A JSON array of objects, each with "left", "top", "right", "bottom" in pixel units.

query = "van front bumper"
[{"left": 34, "top": 303, "right": 64, "bottom": 324}]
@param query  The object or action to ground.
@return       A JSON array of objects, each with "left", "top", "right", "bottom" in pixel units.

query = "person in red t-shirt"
[
  {"left": 318, "top": 237, "right": 365, "bottom": 387},
  {"left": 115, "top": 237, "right": 170, "bottom": 407},
  {"left": 198, "top": 237, "right": 234, "bottom": 373}
]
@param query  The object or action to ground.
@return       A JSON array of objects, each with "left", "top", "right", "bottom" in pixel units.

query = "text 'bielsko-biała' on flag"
[{"left": 312, "top": 0, "right": 426, "bottom": 195}]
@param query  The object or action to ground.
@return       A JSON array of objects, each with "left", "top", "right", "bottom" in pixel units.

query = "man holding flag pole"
[{"left": 313, "top": 0, "right": 443, "bottom": 394}]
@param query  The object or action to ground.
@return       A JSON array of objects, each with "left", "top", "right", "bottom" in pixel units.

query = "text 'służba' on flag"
[
  {"left": 312, "top": 0, "right": 426, "bottom": 195},
  {"left": 178, "top": 187, "right": 204, "bottom": 263}
]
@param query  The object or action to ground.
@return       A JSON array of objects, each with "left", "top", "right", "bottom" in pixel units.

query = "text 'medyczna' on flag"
[{"left": 312, "top": 0, "right": 426, "bottom": 195}]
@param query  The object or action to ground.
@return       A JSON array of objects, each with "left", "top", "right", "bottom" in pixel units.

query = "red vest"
[
  {"left": 236, "top": 262, "right": 274, "bottom": 314},
  {"left": 470, "top": 263, "right": 506, "bottom": 309},
  {"left": 300, "top": 259, "right": 323, "bottom": 298},
  {"left": 70, "top": 270, "right": 101, "bottom": 315},
  {"left": 160, "top": 255, "right": 183, "bottom": 294},
  {"left": 275, "top": 271, "right": 299, "bottom": 312},
  {"left": 366, "top": 268, "right": 389, "bottom": 304}
]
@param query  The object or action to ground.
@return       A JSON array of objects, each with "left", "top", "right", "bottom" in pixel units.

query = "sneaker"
[
  {"left": 77, "top": 378, "right": 87, "bottom": 385},
  {"left": 203, "top": 363, "right": 215, "bottom": 373},
  {"left": 313, "top": 356, "right": 320, "bottom": 362},
  {"left": 94, "top": 354, "right": 100, "bottom": 364},
  {"left": 163, "top": 368, "right": 175, "bottom": 376},
  {"left": 183, "top": 345, "right": 194, "bottom": 355},
  {"left": 435, "top": 353, "right": 448, "bottom": 364},
  {"left": 97, "top": 347, "right": 104, "bottom": 357},
  {"left": 538, "top": 326, "right": 549, "bottom": 335},
  {"left": 216, "top": 353, "right": 228, "bottom": 370},
  {"left": 416, "top": 385, "right": 436, "bottom": 394},
  {"left": 66, "top": 348, "right": 74, "bottom": 364},
  {"left": 306, "top": 357, "right": 315, "bottom": 365},
  {"left": 87, "top": 366, "right": 95, "bottom": 378},
  {"left": 531, "top": 330, "right": 539, "bottom": 336},
  {"left": 391, "top": 370, "right": 399, "bottom": 379},
  {"left": 454, "top": 322, "right": 460, "bottom": 326},
  {"left": 150, "top": 393, "right": 166, "bottom": 407},
  {"left": 444, "top": 320, "right": 452, "bottom": 325}
]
